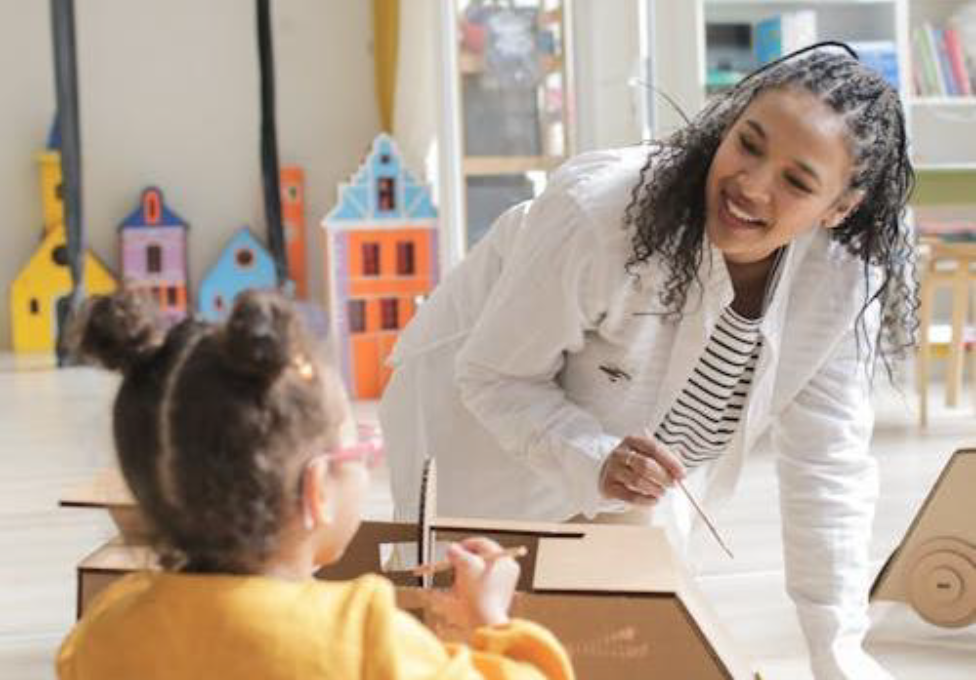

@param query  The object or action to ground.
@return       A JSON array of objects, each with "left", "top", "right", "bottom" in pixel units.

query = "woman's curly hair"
[{"left": 624, "top": 45, "right": 917, "bottom": 377}]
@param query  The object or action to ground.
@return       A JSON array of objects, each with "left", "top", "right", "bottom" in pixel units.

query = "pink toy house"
[{"left": 118, "top": 187, "right": 189, "bottom": 323}]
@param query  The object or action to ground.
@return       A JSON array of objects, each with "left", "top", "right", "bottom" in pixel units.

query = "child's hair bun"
[
  {"left": 221, "top": 290, "right": 304, "bottom": 382},
  {"left": 71, "top": 290, "right": 164, "bottom": 371}
]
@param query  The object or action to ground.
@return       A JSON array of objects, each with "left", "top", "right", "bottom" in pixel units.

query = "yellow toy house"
[{"left": 10, "top": 125, "right": 116, "bottom": 353}]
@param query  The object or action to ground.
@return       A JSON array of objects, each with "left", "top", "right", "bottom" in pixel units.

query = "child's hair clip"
[{"left": 292, "top": 354, "right": 316, "bottom": 380}]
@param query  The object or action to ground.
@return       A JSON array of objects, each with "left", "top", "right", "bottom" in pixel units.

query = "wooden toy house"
[
  {"left": 10, "top": 126, "right": 117, "bottom": 353},
  {"left": 280, "top": 166, "right": 307, "bottom": 298},
  {"left": 118, "top": 187, "right": 189, "bottom": 323},
  {"left": 322, "top": 134, "right": 439, "bottom": 400},
  {"left": 198, "top": 227, "right": 276, "bottom": 322}
]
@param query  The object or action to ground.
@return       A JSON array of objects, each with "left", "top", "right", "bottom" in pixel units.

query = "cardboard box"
[
  {"left": 60, "top": 468, "right": 149, "bottom": 542},
  {"left": 871, "top": 448, "right": 975, "bottom": 628},
  {"left": 65, "top": 465, "right": 759, "bottom": 679}
]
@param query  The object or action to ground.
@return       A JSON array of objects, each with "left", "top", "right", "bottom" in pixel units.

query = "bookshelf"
[
  {"left": 646, "top": 0, "right": 976, "bottom": 172},
  {"left": 439, "top": 0, "right": 576, "bottom": 255}
]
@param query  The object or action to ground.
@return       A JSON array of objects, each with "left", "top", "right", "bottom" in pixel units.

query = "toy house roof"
[
  {"left": 47, "top": 116, "right": 61, "bottom": 151},
  {"left": 203, "top": 227, "right": 274, "bottom": 279},
  {"left": 323, "top": 133, "right": 437, "bottom": 229},
  {"left": 119, "top": 187, "right": 188, "bottom": 230}
]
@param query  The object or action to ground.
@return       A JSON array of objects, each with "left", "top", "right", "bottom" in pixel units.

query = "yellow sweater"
[{"left": 57, "top": 572, "right": 574, "bottom": 680}]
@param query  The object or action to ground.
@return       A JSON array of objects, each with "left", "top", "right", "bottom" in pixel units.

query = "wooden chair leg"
[
  {"left": 947, "top": 266, "right": 970, "bottom": 408},
  {"left": 917, "top": 270, "right": 934, "bottom": 428}
]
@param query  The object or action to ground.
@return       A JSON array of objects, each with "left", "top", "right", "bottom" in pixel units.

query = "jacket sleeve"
[
  {"left": 453, "top": 167, "right": 623, "bottom": 518},
  {"left": 364, "top": 579, "right": 574, "bottom": 680},
  {"left": 771, "top": 323, "right": 892, "bottom": 680}
]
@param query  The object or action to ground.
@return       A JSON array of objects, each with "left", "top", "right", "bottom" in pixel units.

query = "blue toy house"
[{"left": 198, "top": 227, "right": 276, "bottom": 321}]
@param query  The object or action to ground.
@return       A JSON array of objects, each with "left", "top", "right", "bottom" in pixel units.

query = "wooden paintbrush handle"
[{"left": 411, "top": 545, "right": 528, "bottom": 577}]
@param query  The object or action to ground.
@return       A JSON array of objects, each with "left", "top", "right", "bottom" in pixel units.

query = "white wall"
[{"left": 0, "top": 0, "right": 380, "bottom": 349}]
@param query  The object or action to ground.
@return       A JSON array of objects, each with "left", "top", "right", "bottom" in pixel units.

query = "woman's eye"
[
  {"left": 739, "top": 135, "right": 760, "bottom": 155},
  {"left": 786, "top": 175, "right": 812, "bottom": 194}
]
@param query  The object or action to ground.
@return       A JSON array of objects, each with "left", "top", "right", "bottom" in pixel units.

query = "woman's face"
[{"left": 704, "top": 87, "right": 861, "bottom": 265}]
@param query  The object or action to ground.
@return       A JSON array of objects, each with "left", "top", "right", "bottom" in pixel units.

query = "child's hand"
[{"left": 447, "top": 537, "right": 519, "bottom": 628}]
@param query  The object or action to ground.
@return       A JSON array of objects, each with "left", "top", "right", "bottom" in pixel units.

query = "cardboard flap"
[
  {"left": 872, "top": 448, "right": 976, "bottom": 602},
  {"left": 531, "top": 525, "right": 680, "bottom": 594},
  {"left": 432, "top": 516, "right": 586, "bottom": 537},
  {"left": 60, "top": 467, "right": 133, "bottom": 508},
  {"left": 673, "top": 568, "right": 757, "bottom": 679},
  {"left": 318, "top": 520, "right": 419, "bottom": 586}
]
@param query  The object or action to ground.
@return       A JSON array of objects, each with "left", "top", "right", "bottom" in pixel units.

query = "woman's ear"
[
  {"left": 822, "top": 188, "right": 866, "bottom": 229},
  {"left": 301, "top": 457, "right": 333, "bottom": 530}
]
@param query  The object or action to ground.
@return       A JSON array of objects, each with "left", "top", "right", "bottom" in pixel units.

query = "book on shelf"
[
  {"left": 913, "top": 22, "right": 973, "bottom": 98},
  {"left": 849, "top": 41, "right": 899, "bottom": 91},
  {"left": 754, "top": 11, "right": 816, "bottom": 66},
  {"left": 932, "top": 25, "right": 959, "bottom": 96},
  {"left": 943, "top": 28, "right": 972, "bottom": 97}
]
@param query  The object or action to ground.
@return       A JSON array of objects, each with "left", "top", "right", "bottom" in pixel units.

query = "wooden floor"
[{"left": 0, "top": 355, "right": 973, "bottom": 679}]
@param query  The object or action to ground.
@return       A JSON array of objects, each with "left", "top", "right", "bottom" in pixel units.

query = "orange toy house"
[
  {"left": 280, "top": 166, "right": 307, "bottom": 298},
  {"left": 322, "top": 134, "right": 438, "bottom": 400}
]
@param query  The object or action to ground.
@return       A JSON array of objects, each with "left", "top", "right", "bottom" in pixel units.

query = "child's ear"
[
  {"left": 301, "top": 457, "right": 333, "bottom": 530},
  {"left": 822, "top": 188, "right": 865, "bottom": 230}
]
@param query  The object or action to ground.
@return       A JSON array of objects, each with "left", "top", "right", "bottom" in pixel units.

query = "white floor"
[{"left": 0, "top": 355, "right": 973, "bottom": 679}]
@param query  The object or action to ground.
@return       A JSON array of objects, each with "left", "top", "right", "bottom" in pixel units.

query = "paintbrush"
[
  {"left": 411, "top": 545, "right": 529, "bottom": 576},
  {"left": 640, "top": 428, "right": 734, "bottom": 559}
]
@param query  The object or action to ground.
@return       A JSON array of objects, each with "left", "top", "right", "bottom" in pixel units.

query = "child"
[{"left": 58, "top": 290, "right": 574, "bottom": 680}]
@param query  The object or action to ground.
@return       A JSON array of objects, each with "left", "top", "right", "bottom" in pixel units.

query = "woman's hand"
[
  {"left": 599, "top": 436, "right": 685, "bottom": 504},
  {"left": 447, "top": 537, "right": 519, "bottom": 628}
]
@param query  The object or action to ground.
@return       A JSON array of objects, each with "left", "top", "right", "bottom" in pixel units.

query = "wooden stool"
[{"left": 916, "top": 239, "right": 976, "bottom": 427}]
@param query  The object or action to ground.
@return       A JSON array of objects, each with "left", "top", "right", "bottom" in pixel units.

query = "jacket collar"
[{"left": 696, "top": 228, "right": 820, "bottom": 346}]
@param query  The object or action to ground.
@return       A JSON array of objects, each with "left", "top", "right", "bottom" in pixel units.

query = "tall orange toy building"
[
  {"left": 322, "top": 134, "right": 438, "bottom": 400},
  {"left": 280, "top": 166, "right": 307, "bottom": 298}
]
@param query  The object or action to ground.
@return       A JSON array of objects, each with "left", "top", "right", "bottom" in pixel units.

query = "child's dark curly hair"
[
  {"left": 624, "top": 46, "right": 916, "bottom": 377},
  {"left": 72, "top": 289, "right": 348, "bottom": 573}
]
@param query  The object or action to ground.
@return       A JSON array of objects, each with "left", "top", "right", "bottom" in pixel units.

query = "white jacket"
[{"left": 380, "top": 147, "right": 890, "bottom": 680}]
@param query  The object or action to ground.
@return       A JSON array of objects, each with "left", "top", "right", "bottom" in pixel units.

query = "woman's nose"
[{"left": 737, "top": 170, "right": 772, "bottom": 205}]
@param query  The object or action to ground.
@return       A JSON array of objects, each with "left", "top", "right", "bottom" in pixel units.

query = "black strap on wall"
[
  {"left": 50, "top": 0, "right": 85, "bottom": 365},
  {"left": 257, "top": 0, "right": 288, "bottom": 288}
]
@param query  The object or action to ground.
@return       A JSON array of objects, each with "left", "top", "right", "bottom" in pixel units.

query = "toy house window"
[
  {"left": 286, "top": 185, "right": 300, "bottom": 202},
  {"left": 147, "top": 245, "right": 163, "bottom": 274},
  {"left": 396, "top": 242, "right": 415, "bottom": 276},
  {"left": 167, "top": 287, "right": 178, "bottom": 307},
  {"left": 236, "top": 248, "right": 255, "bottom": 269},
  {"left": 55, "top": 183, "right": 64, "bottom": 201},
  {"left": 380, "top": 298, "right": 399, "bottom": 330},
  {"left": 378, "top": 178, "right": 396, "bottom": 211},
  {"left": 214, "top": 295, "right": 225, "bottom": 312},
  {"left": 29, "top": 298, "right": 39, "bottom": 315},
  {"left": 145, "top": 192, "right": 161, "bottom": 224},
  {"left": 348, "top": 299, "right": 366, "bottom": 333},
  {"left": 52, "top": 245, "right": 69, "bottom": 266},
  {"left": 362, "top": 243, "right": 381, "bottom": 276}
]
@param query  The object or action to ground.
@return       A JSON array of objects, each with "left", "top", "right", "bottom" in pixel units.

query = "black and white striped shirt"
[{"left": 654, "top": 307, "right": 762, "bottom": 470}]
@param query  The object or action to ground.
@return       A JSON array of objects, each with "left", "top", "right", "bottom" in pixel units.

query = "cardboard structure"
[
  {"left": 62, "top": 462, "right": 758, "bottom": 679},
  {"left": 871, "top": 449, "right": 976, "bottom": 628},
  {"left": 321, "top": 134, "right": 439, "bottom": 400}
]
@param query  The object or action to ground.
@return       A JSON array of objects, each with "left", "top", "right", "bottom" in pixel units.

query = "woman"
[{"left": 380, "top": 45, "right": 914, "bottom": 679}]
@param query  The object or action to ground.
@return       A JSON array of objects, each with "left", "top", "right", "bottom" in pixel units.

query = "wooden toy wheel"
[{"left": 906, "top": 537, "right": 976, "bottom": 628}]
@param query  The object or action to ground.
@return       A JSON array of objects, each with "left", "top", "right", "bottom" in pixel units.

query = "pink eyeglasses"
[{"left": 322, "top": 423, "right": 384, "bottom": 469}]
